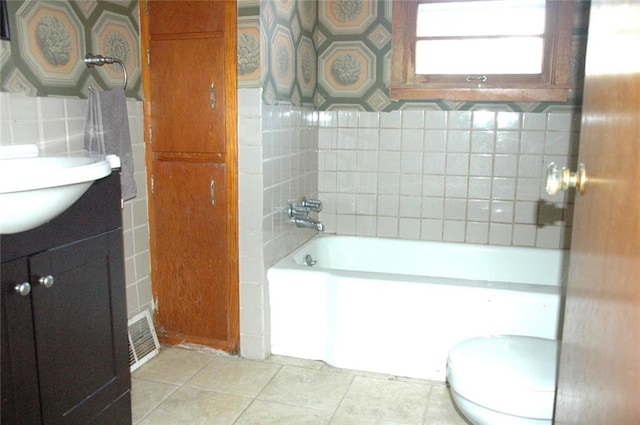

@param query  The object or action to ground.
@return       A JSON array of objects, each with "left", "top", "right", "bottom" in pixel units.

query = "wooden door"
[
  {"left": 151, "top": 160, "right": 233, "bottom": 349},
  {"left": 554, "top": 0, "right": 640, "bottom": 422},
  {"left": 149, "top": 36, "right": 226, "bottom": 154},
  {"left": 141, "top": 0, "right": 239, "bottom": 352}
]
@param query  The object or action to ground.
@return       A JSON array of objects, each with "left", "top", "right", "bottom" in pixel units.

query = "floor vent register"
[{"left": 127, "top": 310, "right": 160, "bottom": 372}]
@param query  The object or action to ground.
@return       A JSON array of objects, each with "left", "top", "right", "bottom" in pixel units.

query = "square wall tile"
[
  {"left": 448, "top": 111, "right": 472, "bottom": 129},
  {"left": 399, "top": 218, "right": 421, "bottom": 239},
  {"left": 379, "top": 129, "right": 401, "bottom": 151},
  {"left": 466, "top": 221, "right": 489, "bottom": 244},
  {"left": 472, "top": 111, "right": 496, "bottom": 130},
  {"left": 425, "top": 110, "right": 447, "bottom": 129},
  {"left": 443, "top": 220, "right": 465, "bottom": 242},
  {"left": 336, "top": 214, "right": 356, "bottom": 234},
  {"left": 377, "top": 216, "right": 398, "bottom": 237},
  {"left": 358, "top": 111, "right": 380, "bottom": 128},
  {"left": 401, "top": 129, "right": 424, "bottom": 151},
  {"left": 356, "top": 215, "right": 377, "bottom": 236},
  {"left": 379, "top": 111, "right": 402, "bottom": 128},
  {"left": 421, "top": 219, "right": 443, "bottom": 240},
  {"left": 401, "top": 110, "right": 425, "bottom": 128}
]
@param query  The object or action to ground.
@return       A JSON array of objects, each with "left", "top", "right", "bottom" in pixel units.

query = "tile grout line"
[
  {"left": 132, "top": 349, "right": 219, "bottom": 425},
  {"left": 420, "top": 384, "right": 435, "bottom": 425},
  {"left": 230, "top": 361, "right": 284, "bottom": 425},
  {"left": 131, "top": 377, "right": 181, "bottom": 425},
  {"left": 325, "top": 370, "right": 357, "bottom": 425}
]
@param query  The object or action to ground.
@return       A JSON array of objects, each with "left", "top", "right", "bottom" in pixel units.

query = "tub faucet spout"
[
  {"left": 289, "top": 198, "right": 325, "bottom": 231},
  {"left": 294, "top": 217, "right": 325, "bottom": 231}
]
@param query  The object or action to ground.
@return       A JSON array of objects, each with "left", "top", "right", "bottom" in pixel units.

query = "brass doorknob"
[{"left": 546, "top": 162, "right": 587, "bottom": 195}]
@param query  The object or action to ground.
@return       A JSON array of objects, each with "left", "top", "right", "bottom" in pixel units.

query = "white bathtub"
[{"left": 268, "top": 235, "right": 567, "bottom": 381}]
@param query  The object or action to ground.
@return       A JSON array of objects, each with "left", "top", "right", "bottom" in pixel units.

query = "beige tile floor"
[
  {"left": 132, "top": 347, "right": 470, "bottom": 425},
  {"left": 132, "top": 347, "right": 467, "bottom": 425}
]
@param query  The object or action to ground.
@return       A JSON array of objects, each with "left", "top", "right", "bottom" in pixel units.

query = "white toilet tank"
[{"left": 447, "top": 335, "right": 558, "bottom": 421}]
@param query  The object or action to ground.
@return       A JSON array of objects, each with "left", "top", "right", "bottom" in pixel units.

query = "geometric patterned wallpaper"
[
  {"left": 0, "top": 0, "right": 141, "bottom": 99},
  {"left": 2, "top": 0, "right": 587, "bottom": 109},
  {"left": 239, "top": 0, "right": 317, "bottom": 106},
  {"left": 239, "top": 0, "right": 590, "bottom": 113},
  {"left": 316, "top": 0, "right": 392, "bottom": 111}
]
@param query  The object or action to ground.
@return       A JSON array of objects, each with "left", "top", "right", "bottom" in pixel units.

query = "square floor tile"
[
  {"left": 424, "top": 385, "right": 471, "bottom": 425},
  {"left": 335, "top": 376, "right": 429, "bottom": 424},
  {"left": 258, "top": 365, "right": 354, "bottom": 411},
  {"left": 136, "top": 386, "right": 250, "bottom": 425},
  {"left": 132, "top": 347, "right": 214, "bottom": 385},
  {"left": 185, "top": 356, "right": 281, "bottom": 397},
  {"left": 131, "top": 378, "right": 178, "bottom": 423}
]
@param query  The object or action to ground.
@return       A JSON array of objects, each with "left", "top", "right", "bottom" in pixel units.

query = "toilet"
[{"left": 446, "top": 335, "right": 558, "bottom": 425}]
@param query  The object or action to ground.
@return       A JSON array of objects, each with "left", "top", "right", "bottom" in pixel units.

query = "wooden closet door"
[
  {"left": 142, "top": 0, "right": 238, "bottom": 353},
  {"left": 148, "top": 1, "right": 224, "bottom": 35},
  {"left": 149, "top": 37, "right": 226, "bottom": 154},
  {"left": 151, "top": 160, "right": 232, "bottom": 348}
]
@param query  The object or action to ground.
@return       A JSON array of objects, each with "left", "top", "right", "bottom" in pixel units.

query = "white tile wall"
[
  {"left": 122, "top": 99, "right": 153, "bottom": 318},
  {"left": 238, "top": 88, "right": 267, "bottom": 359},
  {"left": 0, "top": 91, "right": 152, "bottom": 319},
  {"left": 261, "top": 102, "right": 318, "bottom": 267},
  {"left": 318, "top": 109, "right": 579, "bottom": 249},
  {"left": 238, "top": 88, "right": 319, "bottom": 359}
]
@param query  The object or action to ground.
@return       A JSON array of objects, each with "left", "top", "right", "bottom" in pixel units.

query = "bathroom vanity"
[{"left": 1, "top": 172, "right": 131, "bottom": 424}]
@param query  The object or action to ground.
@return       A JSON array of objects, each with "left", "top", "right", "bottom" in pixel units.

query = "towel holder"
[{"left": 84, "top": 53, "right": 128, "bottom": 90}]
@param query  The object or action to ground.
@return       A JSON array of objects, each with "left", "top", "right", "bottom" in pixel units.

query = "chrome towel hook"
[{"left": 84, "top": 53, "right": 128, "bottom": 90}]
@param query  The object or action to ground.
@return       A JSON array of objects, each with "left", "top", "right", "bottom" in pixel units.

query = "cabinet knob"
[
  {"left": 14, "top": 282, "right": 31, "bottom": 296},
  {"left": 39, "top": 275, "right": 55, "bottom": 288}
]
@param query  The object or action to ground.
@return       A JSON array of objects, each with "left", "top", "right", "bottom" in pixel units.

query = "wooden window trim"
[{"left": 390, "top": 0, "right": 575, "bottom": 102}]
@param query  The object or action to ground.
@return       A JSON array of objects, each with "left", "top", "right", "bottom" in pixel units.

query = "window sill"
[{"left": 388, "top": 84, "right": 572, "bottom": 103}]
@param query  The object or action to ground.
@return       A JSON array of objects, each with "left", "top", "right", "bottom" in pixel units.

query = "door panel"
[
  {"left": 30, "top": 234, "right": 129, "bottom": 424},
  {"left": 142, "top": 0, "right": 238, "bottom": 354},
  {"left": 151, "top": 160, "right": 232, "bottom": 347},
  {"left": 1, "top": 259, "right": 41, "bottom": 425},
  {"left": 148, "top": 0, "right": 224, "bottom": 35},
  {"left": 554, "top": 0, "right": 640, "bottom": 422},
  {"left": 149, "top": 37, "right": 226, "bottom": 154}
]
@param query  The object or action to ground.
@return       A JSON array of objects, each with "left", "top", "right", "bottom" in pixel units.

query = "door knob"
[
  {"left": 14, "top": 282, "right": 31, "bottom": 296},
  {"left": 39, "top": 275, "right": 55, "bottom": 288},
  {"left": 546, "top": 162, "right": 587, "bottom": 195}
]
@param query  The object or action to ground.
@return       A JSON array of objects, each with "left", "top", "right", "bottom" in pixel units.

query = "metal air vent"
[{"left": 127, "top": 310, "right": 160, "bottom": 372}]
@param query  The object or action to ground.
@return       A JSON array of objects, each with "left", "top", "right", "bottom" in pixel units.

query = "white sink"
[{"left": 0, "top": 155, "right": 112, "bottom": 234}]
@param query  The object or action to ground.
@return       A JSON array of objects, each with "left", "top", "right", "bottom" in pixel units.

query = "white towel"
[{"left": 84, "top": 88, "right": 137, "bottom": 201}]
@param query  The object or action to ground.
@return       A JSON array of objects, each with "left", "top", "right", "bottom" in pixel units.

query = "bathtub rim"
[{"left": 269, "top": 234, "right": 568, "bottom": 292}]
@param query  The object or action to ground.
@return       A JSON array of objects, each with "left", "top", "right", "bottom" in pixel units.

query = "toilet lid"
[{"left": 447, "top": 335, "right": 558, "bottom": 419}]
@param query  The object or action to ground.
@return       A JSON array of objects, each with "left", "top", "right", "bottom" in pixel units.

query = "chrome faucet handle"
[
  {"left": 302, "top": 198, "right": 322, "bottom": 212},
  {"left": 288, "top": 203, "right": 309, "bottom": 219}
]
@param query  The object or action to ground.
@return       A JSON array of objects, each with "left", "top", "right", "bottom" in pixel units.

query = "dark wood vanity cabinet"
[{"left": 1, "top": 172, "right": 131, "bottom": 425}]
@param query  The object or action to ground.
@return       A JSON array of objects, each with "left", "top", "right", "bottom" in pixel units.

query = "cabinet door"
[
  {"left": 148, "top": 0, "right": 224, "bottom": 35},
  {"left": 149, "top": 36, "right": 226, "bottom": 154},
  {"left": 151, "top": 160, "right": 233, "bottom": 349},
  {"left": 29, "top": 233, "right": 129, "bottom": 424},
  {"left": 1, "top": 259, "right": 41, "bottom": 425}
]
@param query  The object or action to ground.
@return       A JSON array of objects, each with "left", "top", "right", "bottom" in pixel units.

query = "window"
[{"left": 390, "top": 0, "right": 575, "bottom": 102}]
